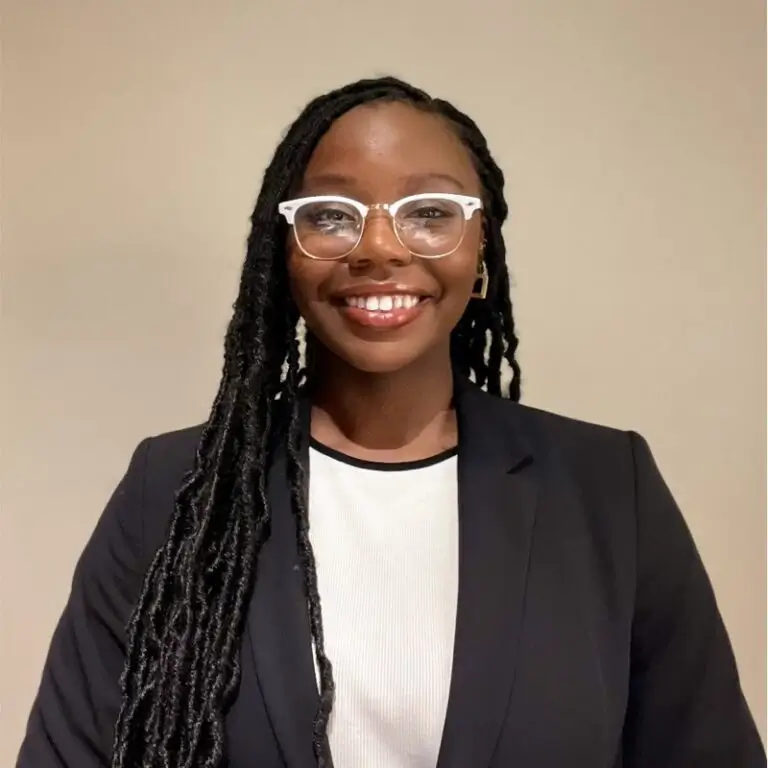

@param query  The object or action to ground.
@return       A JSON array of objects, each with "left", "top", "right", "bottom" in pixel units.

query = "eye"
[
  {"left": 397, "top": 199, "right": 462, "bottom": 234},
  {"left": 297, "top": 202, "right": 360, "bottom": 232},
  {"left": 308, "top": 207, "right": 356, "bottom": 225},
  {"left": 397, "top": 197, "right": 463, "bottom": 227},
  {"left": 407, "top": 204, "right": 453, "bottom": 220}
]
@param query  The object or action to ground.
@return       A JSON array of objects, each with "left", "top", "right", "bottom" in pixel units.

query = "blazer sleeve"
[
  {"left": 622, "top": 432, "right": 765, "bottom": 767},
  {"left": 16, "top": 440, "right": 151, "bottom": 768}
]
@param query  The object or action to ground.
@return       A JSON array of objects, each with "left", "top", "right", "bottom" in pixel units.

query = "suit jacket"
[{"left": 17, "top": 379, "right": 765, "bottom": 767}]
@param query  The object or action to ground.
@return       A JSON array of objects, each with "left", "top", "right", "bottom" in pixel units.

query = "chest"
[
  {"left": 225, "top": 444, "right": 635, "bottom": 768},
  {"left": 308, "top": 449, "right": 460, "bottom": 767}
]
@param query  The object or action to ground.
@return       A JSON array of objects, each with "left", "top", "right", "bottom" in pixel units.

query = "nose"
[{"left": 347, "top": 213, "right": 412, "bottom": 269}]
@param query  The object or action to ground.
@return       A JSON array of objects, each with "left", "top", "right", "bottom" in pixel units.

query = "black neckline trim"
[{"left": 309, "top": 438, "right": 458, "bottom": 472}]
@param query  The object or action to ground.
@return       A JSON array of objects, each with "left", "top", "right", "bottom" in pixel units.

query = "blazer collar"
[
  {"left": 453, "top": 374, "right": 533, "bottom": 471},
  {"left": 247, "top": 379, "right": 539, "bottom": 768},
  {"left": 438, "top": 377, "right": 538, "bottom": 767}
]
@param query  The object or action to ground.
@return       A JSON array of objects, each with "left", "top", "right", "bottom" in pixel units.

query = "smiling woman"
[
  {"left": 16, "top": 77, "right": 764, "bottom": 768},
  {"left": 279, "top": 187, "right": 484, "bottom": 331},
  {"left": 284, "top": 102, "right": 493, "bottom": 380}
]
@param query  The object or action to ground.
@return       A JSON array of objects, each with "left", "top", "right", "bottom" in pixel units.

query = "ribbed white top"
[{"left": 308, "top": 442, "right": 459, "bottom": 768}]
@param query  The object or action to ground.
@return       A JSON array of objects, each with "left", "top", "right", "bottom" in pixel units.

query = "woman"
[{"left": 17, "top": 77, "right": 763, "bottom": 768}]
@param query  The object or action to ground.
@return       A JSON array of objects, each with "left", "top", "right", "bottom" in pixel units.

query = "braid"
[
  {"left": 112, "top": 75, "right": 522, "bottom": 768},
  {"left": 284, "top": 328, "right": 336, "bottom": 766},
  {"left": 433, "top": 98, "right": 522, "bottom": 399}
]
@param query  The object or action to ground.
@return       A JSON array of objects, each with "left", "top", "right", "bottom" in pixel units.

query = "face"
[{"left": 286, "top": 101, "right": 484, "bottom": 374}]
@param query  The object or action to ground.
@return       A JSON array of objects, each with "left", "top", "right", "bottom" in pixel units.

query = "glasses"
[{"left": 278, "top": 192, "right": 483, "bottom": 261}]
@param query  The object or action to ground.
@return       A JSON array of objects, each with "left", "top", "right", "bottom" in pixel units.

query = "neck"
[{"left": 310, "top": 347, "right": 457, "bottom": 455}]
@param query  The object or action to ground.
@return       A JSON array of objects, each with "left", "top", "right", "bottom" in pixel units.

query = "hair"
[{"left": 111, "top": 76, "right": 522, "bottom": 768}]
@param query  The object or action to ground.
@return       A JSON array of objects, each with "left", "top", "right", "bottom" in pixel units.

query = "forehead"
[{"left": 300, "top": 101, "right": 480, "bottom": 199}]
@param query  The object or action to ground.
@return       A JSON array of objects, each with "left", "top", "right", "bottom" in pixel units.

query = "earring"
[{"left": 471, "top": 260, "right": 489, "bottom": 299}]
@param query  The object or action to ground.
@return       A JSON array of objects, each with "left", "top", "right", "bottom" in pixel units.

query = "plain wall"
[{"left": 1, "top": 0, "right": 765, "bottom": 761}]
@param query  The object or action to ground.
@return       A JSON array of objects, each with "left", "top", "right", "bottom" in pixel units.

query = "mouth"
[{"left": 331, "top": 292, "right": 432, "bottom": 330}]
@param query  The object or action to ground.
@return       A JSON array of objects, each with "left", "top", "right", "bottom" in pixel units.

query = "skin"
[{"left": 286, "top": 102, "right": 485, "bottom": 461}]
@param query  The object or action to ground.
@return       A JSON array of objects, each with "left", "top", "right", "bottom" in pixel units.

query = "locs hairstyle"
[{"left": 111, "top": 76, "right": 522, "bottom": 768}]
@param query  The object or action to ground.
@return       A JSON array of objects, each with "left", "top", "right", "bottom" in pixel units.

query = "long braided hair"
[{"left": 111, "top": 76, "right": 522, "bottom": 768}]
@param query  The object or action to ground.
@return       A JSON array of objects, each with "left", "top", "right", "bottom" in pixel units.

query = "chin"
[
  {"left": 307, "top": 316, "right": 447, "bottom": 376},
  {"left": 341, "top": 349, "right": 423, "bottom": 375},
  {"left": 323, "top": 336, "right": 428, "bottom": 375}
]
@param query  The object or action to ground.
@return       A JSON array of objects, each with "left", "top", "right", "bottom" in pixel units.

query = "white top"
[{"left": 308, "top": 441, "right": 460, "bottom": 768}]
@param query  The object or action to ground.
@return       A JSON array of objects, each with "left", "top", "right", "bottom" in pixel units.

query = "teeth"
[{"left": 344, "top": 295, "right": 422, "bottom": 312}]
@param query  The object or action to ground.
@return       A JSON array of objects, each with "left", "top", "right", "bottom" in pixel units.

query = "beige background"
[{"left": 1, "top": 0, "right": 765, "bottom": 761}]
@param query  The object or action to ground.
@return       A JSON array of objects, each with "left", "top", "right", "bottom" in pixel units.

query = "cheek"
[
  {"left": 437, "top": 221, "right": 483, "bottom": 297},
  {"left": 287, "top": 250, "right": 325, "bottom": 308},
  {"left": 432, "top": 248, "right": 480, "bottom": 306},
  {"left": 286, "top": 251, "right": 344, "bottom": 341}
]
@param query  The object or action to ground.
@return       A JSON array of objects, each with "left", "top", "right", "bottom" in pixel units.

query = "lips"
[
  {"left": 331, "top": 288, "right": 431, "bottom": 330},
  {"left": 343, "top": 294, "right": 422, "bottom": 312}
]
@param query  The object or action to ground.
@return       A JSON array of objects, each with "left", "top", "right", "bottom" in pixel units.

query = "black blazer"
[{"left": 17, "top": 380, "right": 764, "bottom": 767}]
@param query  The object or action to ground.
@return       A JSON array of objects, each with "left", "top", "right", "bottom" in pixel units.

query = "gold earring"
[{"left": 471, "top": 260, "right": 489, "bottom": 299}]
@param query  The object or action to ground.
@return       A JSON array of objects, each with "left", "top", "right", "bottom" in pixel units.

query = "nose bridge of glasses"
[
  {"left": 353, "top": 203, "right": 409, "bottom": 259},
  {"left": 362, "top": 202, "right": 394, "bottom": 222},
  {"left": 359, "top": 202, "right": 399, "bottom": 237}
]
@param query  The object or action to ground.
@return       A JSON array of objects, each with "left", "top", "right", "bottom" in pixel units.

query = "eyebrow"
[
  {"left": 300, "top": 172, "right": 468, "bottom": 195},
  {"left": 408, "top": 172, "right": 468, "bottom": 191}
]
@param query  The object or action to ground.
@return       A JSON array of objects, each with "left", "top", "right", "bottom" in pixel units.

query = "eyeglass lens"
[{"left": 292, "top": 197, "right": 466, "bottom": 260}]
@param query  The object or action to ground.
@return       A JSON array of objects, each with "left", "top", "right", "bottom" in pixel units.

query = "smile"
[
  {"left": 343, "top": 294, "right": 422, "bottom": 311},
  {"left": 335, "top": 293, "right": 430, "bottom": 329}
]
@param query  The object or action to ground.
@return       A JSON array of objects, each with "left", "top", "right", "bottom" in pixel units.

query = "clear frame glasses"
[{"left": 278, "top": 192, "right": 483, "bottom": 261}]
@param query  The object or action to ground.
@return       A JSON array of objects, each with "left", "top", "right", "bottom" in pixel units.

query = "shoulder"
[
  {"left": 521, "top": 401, "right": 636, "bottom": 491},
  {"left": 513, "top": 401, "right": 638, "bottom": 471},
  {"left": 513, "top": 400, "right": 628, "bottom": 445},
  {"left": 474, "top": 386, "right": 635, "bottom": 464},
  {"left": 531, "top": 399, "right": 647, "bottom": 480},
  {"left": 128, "top": 423, "right": 206, "bottom": 557},
  {"left": 141, "top": 423, "right": 205, "bottom": 480},
  {"left": 471, "top": 390, "right": 643, "bottom": 513},
  {"left": 486, "top": 397, "right": 687, "bottom": 564}
]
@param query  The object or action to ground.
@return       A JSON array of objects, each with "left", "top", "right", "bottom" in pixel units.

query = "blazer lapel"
[
  {"left": 437, "top": 379, "right": 539, "bottom": 768},
  {"left": 246, "top": 400, "right": 319, "bottom": 768},
  {"left": 244, "top": 382, "right": 537, "bottom": 768}
]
